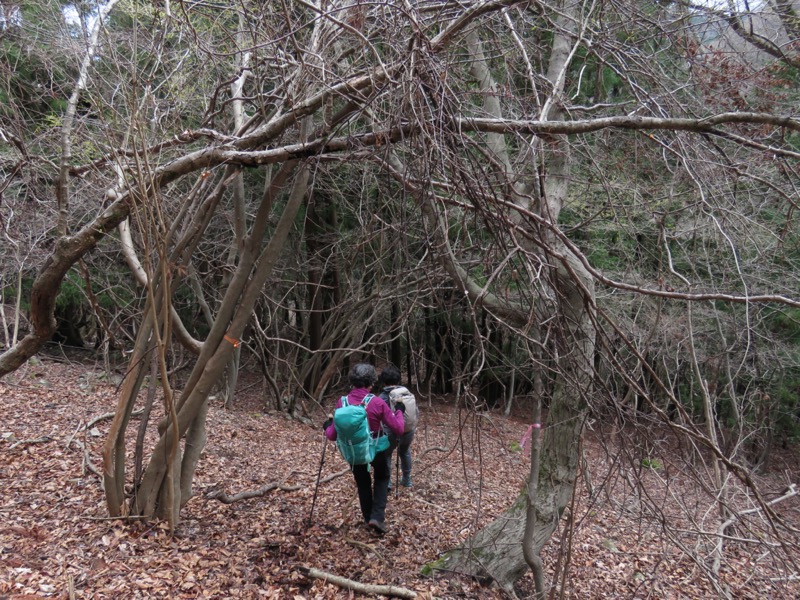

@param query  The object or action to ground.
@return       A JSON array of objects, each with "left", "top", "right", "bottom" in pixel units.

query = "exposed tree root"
[{"left": 298, "top": 566, "right": 417, "bottom": 598}]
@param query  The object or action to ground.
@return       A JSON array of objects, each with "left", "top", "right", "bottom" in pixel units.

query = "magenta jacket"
[{"left": 324, "top": 387, "right": 405, "bottom": 441}]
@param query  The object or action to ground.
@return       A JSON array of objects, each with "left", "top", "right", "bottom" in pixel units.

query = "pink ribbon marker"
[{"left": 520, "top": 423, "right": 542, "bottom": 452}]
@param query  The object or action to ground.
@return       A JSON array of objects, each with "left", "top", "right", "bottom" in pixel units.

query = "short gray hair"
[{"left": 349, "top": 363, "right": 377, "bottom": 388}]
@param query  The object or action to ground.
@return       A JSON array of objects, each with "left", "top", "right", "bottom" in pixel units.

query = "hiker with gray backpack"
[
  {"left": 322, "top": 363, "right": 405, "bottom": 534},
  {"left": 378, "top": 364, "right": 419, "bottom": 489}
]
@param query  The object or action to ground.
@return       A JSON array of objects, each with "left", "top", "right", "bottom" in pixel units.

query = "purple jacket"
[{"left": 324, "top": 387, "right": 404, "bottom": 441}]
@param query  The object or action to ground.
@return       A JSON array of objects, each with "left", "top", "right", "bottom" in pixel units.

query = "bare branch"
[{"left": 298, "top": 566, "right": 418, "bottom": 599}]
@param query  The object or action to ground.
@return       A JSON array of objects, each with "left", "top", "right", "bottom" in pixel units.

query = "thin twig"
[
  {"left": 345, "top": 538, "right": 388, "bottom": 564},
  {"left": 68, "top": 437, "right": 103, "bottom": 482},
  {"left": 413, "top": 496, "right": 446, "bottom": 511},
  {"left": 65, "top": 422, "right": 83, "bottom": 449}
]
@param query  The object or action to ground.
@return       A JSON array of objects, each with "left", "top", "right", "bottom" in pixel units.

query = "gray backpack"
[{"left": 388, "top": 386, "right": 418, "bottom": 433}]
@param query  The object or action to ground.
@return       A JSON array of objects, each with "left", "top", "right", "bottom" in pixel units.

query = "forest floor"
[{"left": 1, "top": 354, "right": 799, "bottom": 599}]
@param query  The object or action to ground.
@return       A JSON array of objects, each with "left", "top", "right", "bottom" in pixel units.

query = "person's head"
[
  {"left": 380, "top": 364, "right": 401, "bottom": 386},
  {"left": 348, "top": 363, "right": 377, "bottom": 389}
]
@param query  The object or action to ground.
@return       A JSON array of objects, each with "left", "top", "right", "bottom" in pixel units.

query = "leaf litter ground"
[{"left": 1, "top": 357, "right": 799, "bottom": 599}]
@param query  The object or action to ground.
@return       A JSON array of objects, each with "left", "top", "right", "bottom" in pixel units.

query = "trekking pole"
[
  {"left": 394, "top": 448, "right": 400, "bottom": 499},
  {"left": 308, "top": 435, "right": 328, "bottom": 528}
]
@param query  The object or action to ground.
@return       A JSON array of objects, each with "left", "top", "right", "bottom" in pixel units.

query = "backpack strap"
[
  {"left": 340, "top": 394, "right": 371, "bottom": 408},
  {"left": 361, "top": 394, "right": 386, "bottom": 440}
]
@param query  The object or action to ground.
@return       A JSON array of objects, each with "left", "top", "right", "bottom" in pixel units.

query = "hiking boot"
[
  {"left": 401, "top": 476, "right": 413, "bottom": 488},
  {"left": 368, "top": 519, "right": 387, "bottom": 535}
]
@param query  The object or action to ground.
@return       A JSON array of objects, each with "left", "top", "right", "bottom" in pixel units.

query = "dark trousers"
[{"left": 352, "top": 448, "right": 391, "bottom": 523}]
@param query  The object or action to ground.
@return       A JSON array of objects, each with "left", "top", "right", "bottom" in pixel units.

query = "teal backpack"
[{"left": 334, "top": 394, "right": 389, "bottom": 466}]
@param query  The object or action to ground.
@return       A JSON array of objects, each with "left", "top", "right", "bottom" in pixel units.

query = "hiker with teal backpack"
[
  {"left": 379, "top": 364, "right": 418, "bottom": 489},
  {"left": 323, "top": 363, "right": 405, "bottom": 534}
]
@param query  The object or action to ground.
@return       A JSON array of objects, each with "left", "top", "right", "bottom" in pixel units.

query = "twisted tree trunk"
[
  {"left": 426, "top": 2, "right": 594, "bottom": 592},
  {"left": 431, "top": 258, "right": 594, "bottom": 592}
]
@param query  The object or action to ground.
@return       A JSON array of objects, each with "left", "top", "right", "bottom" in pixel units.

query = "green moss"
[
  {"left": 641, "top": 457, "right": 662, "bottom": 470},
  {"left": 511, "top": 488, "right": 527, "bottom": 511},
  {"left": 420, "top": 556, "right": 447, "bottom": 576},
  {"left": 55, "top": 271, "right": 85, "bottom": 311}
]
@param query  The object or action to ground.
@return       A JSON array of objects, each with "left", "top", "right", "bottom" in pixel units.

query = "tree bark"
[
  {"left": 219, "top": 24, "right": 250, "bottom": 408},
  {"left": 431, "top": 263, "right": 593, "bottom": 591},
  {"left": 130, "top": 160, "right": 307, "bottom": 522},
  {"left": 423, "top": 3, "right": 596, "bottom": 591},
  {"left": 523, "top": 397, "right": 545, "bottom": 599}
]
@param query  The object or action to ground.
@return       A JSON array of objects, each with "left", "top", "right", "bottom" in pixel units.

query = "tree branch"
[
  {"left": 298, "top": 566, "right": 418, "bottom": 599},
  {"left": 320, "top": 467, "right": 350, "bottom": 484},
  {"left": 205, "top": 472, "right": 302, "bottom": 504}
]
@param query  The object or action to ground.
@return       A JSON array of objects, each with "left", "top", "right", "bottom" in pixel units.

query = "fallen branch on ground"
[
  {"left": 67, "top": 437, "right": 103, "bottom": 483},
  {"left": 9, "top": 436, "right": 54, "bottom": 449},
  {"left": 414, "top": 496, "right": 446, "bottom": 511},
  {"left": 712, "top": 483, "right": 799, "bottom": 575},
  {"left": 206, "top": 472, "right": 302, "bottom": 503},
  {"left": 418, "top": 446, "right": 448, "bottom": 460},
  {"left": 85, "top": 408, "right": 143, "bottom": 430},
  {"left": 298, "top": 566, "right": 417, "bottom": 599},
  {"left": 85, "top": 514, "right": 149, "bottom": 521},
  {"left": 320, "top": 467, "right": 349, "bottom": 483}
]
